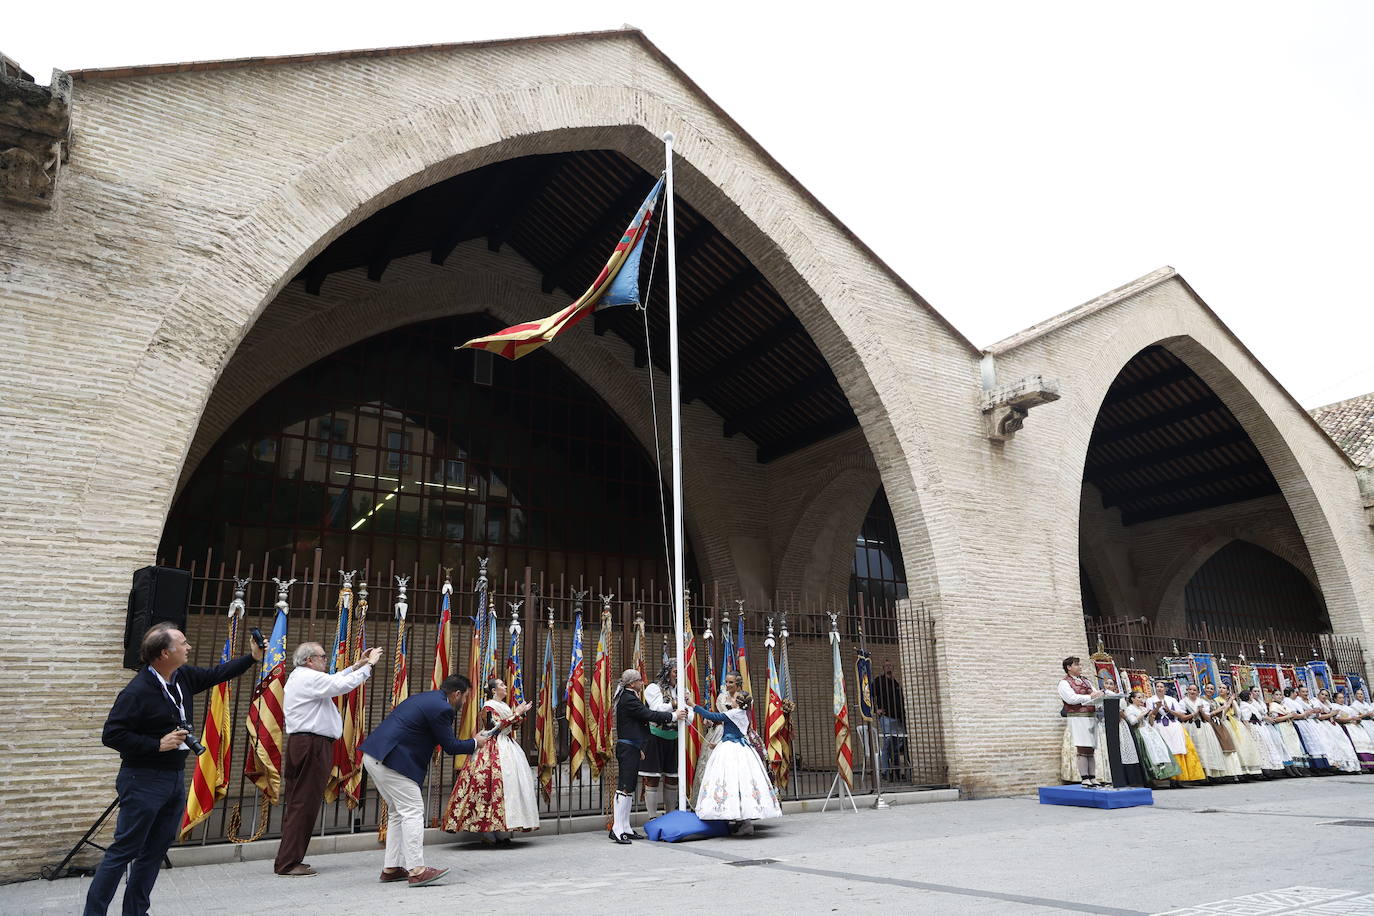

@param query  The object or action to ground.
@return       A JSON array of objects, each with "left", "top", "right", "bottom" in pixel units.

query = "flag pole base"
[{"left": 821, "top": 773, "right": 859, "bottom": 813}]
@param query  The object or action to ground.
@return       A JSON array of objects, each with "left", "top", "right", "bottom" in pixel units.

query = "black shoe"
[
  {"left": 609, "top": 830, "right": 632, "bottom": 845},
  {"left": 628, "top": 831, "right": 645, "bottom": 840}
]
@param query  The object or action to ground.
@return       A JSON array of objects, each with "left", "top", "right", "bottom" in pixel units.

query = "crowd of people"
[
  {"left": 86, "top": 625, "right": 783, "bottom": 914},
  {"left": 1059, "top": 655, "right": 1374, "bottom": 790}
]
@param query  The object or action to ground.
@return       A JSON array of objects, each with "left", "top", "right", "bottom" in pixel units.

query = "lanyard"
[{"left": 152, "top": 669, "right": 186, "bottom": 722}]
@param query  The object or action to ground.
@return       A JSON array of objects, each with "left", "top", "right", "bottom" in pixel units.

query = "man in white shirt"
[{"left": 274, "top": 641, "right": 382, "bottom": 876}]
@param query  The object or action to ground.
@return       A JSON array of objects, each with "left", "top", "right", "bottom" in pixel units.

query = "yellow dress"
[{"left": 1175, "top": 730, "right": 1207, "bottom": 782}]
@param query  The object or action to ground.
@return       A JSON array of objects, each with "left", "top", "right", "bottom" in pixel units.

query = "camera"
[{"left": 179, "top": 718, "right": 206, "bottom": 756}]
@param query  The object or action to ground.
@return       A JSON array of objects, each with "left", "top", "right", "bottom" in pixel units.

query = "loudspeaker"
[{"left": 123, "top": 566, "right": 192, "bottom": 670}]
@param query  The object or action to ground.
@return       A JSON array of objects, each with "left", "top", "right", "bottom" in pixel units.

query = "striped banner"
[
  {"left": 244, "top": 605, "right": 289, "bottom": 803},
  {"left": 535, "top": 614, "right": 558, "bottom": 802},
  {"left": 566, "top": 608, "right": 589, "bottom": 780},
  {"left": 455, "top": 566, "right": 487, "bottom": 771},
  {"left": 683, "top": 614, "right": 703, "bottom": 794},
  {"left": 764, "top": 621, "right": 790, "bottom": 789},
  {"left": 588, "top": 605, "right": 614, "bottom": 777},
  {"left": 180, "top": 616, "right": 238, "bottom": 837},
  {"left": 328, "top": 583, "right": 369, "bottom": 807},
  {"left": 430, "top": 574, "right": 454, "bottom": 691},
  {"left": 831, "top": 627, "right": 854, "bottom": 790}
]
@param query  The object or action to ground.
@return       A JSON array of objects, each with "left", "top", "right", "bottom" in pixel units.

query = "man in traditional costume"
[
  {"left": 609, "top": 669, "right": 686, "bottom": 844},
  {"left": 1057, "top": 656, "right": 1104, "bottom": 787},
  {"left": 641, "top": 660, "right": 683, "bottom": 820}
]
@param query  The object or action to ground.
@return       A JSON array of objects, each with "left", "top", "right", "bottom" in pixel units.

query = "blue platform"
[{"left": 1037, "top": 785, "right": 1153, "bottom": 809}]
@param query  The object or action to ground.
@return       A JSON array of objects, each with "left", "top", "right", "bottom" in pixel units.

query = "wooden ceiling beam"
[
  {"left": 756, "top": 412, "right": 860, "bottom": 463},
  {"left": 723, "top": 367, "right": 835, "bottom": 438},
  {"left": 365, "top": 197, "right": 417, "bottom": 282},
  {"left": 431, "top": 177, "right": 511, "bottom": 266},
  {"left": 486, "top": 158, "right": 563, "bottom": 253},
  {"left": 1101, "top": 459, "right": 1272, "bottom": 508},
  {"left": 682, "top": 315, "right": 802, "bottom": 403},
  {"left": 680, "top": 267, "right": 762, "bottom": 339},
  {"left": 541, "top": 181, "right": 652, "bottom": 295},
  {"left": 1090, "top": 395, "right": 1227, "bottom": 447},
  {"left": 1101, "top": 363, "right": 1197, "bottom": 408},
  {"left": 1121, "top": 480, "right": 1283, "bottom": 525},
  {"left": 1086, "top": 428, "right": 1252, "bottom": 480}
]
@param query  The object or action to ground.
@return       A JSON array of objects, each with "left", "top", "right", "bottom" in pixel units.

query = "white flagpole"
[{"left": 664, "top": 131, "right": 688, "bottom": 810}]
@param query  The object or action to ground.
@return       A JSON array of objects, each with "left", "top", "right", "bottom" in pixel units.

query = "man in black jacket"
[
  {"left": 84, "top": 622, "right": 263, "bottom": 916},
  {"left": 609, "top": 668, "right": 686, "bottom": 844}
]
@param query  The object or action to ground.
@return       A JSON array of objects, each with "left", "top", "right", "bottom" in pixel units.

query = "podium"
[{"left": 1039, "top": 691, "right": 1152, "bottom": 810}]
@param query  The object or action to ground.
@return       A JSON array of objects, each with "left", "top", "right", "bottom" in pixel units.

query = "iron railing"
[{"left": 159, "top": 546, "right": 948, "bottom": 848}]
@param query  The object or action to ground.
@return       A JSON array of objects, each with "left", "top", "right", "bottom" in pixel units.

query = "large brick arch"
[
  {"left": 1151, "top": 532, "right": 1321, "bottom": 631},
  {"left": 77, "top": 77, "right": 966, "bottom": 604},
  {"left": 774, "top": 458, "right": 883, "bottom": 601},
  {"left": 1054, "top": 283, "right": 1364, "bottom": 638}
]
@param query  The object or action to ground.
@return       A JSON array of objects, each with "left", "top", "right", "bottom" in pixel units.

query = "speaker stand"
[{"left": 41, "top": 798, "right": 173, "bottom": 880}]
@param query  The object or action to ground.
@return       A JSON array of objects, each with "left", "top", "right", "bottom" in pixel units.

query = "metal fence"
[
  {"left": 162, "top": 546, "right": 948, "bottom": 848},
  {"left": 1092, "top": 616, "right": 1368, "bottom": 682}
]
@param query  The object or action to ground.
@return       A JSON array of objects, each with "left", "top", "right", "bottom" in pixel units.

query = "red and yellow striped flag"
[
  {"left": 455, "top": 572, "right": 487, "bottom": 770},
  {"left": 459, "top": 178, "right": 664, "bottom": 360},
  {"left": 180, "top": 618, "right": 238, "bottom": 837},
  {"left": 430, "top": 574, "right": 454, "bottom": 691},
  {"left": 244, "top": 608, "right": 288, "bottom": 803},
  {"left": 535, "top": 615, "right": 557, "bottom": 802},
  {"left": 588, "top": 606, "right": 614, "bottom": 777},
  {"left": 326, "top": 585, "right": 369, "bottom": 806},
  {"left": 683, "top": 615, "right": 703, "bottom": 795},
  {"left": 566, "top": 609, "right": 589, "bottom": 779},
  {"left": 765, "top": 626, "right": 791, "bottom": 790},
  {"left": 831, "top": 626, "right": 854, "bottom": 789}
]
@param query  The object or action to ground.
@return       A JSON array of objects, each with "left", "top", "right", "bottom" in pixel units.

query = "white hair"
[{"left": 292, "top": 642, "right": 324, "bottom": 667}]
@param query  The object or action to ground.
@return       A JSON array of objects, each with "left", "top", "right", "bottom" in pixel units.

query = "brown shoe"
[
  {"left": 279, "top": 865, "right": 317, "bottom": 877},
  {"left": 407, "top": 866, "right": 449, "bottom": 887},
  {"left": 379, "top": 867, "right": 409, "bottom": 883}
]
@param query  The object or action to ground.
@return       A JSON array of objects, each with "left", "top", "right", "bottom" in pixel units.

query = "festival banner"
[
  {"left": 535, "top": 609, "right": 558, "bottom": 802},
  {"left": 507, "top": 601, "right": 526, "bottom": 706},
  {"left": 429, "top": 571, "right": 454, "bottom": 691},
  {"left": 855, "top": 648, "right": 875, "bottom": 723},
  {"left": 1190, "top": 653, "right": 1220, "bottom": 690},
  {"left": 329, "top": 572, "right": 354, "bottom": 676},
  {"left": 588, "top": 599, "right": 614, "bottom": 778},
  {"left": 830, "top": 617, "right": 854, "bottom": 789},
  {"left": 1304, "top": 660, "right": 1333, "bottom": 694},
  {"left": 1256, "top": 663, "right": 1282, "bottom": 696},
  {"left": 703, "top": 614, "right": 717, "bottom": 712},
  {"left": 455, "top": 560, "right": 488, "bottom": 771},
  {"left": 764, "top": 619, "right": 789, "bottom": 789},
  {"left": 245, "top": 579, "right": 292, "bottom": 803},
  {"left": 460, "top": 178, "right": 664, "bottom": 360},
  {"left": 328, "top": 580, "right": 369, "bottom": 807},
  {"left": 1125, "top": 668, "right": 1152, "bottom": 696},
  {"left": 736, "top": 608, "right": 752, "bottom": 698},
  {"left": 180, "top": 591, "right": 243, "bottom": 838},
  {"left": 683, "top": 613, "right": 704, "bottom": 793},
  {"left": 776, "top": 614, "right": 794, "bottom": 789},
  {"left": 566, "top": 602, "right": 589, "bottom": 779}
]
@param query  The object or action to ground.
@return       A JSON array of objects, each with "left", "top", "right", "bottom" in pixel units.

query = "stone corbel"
[
  {"left": 1, "top": 66, "right": 72, "bottom": 209},
  {"left": 1357, "top": 466, "right": 1374, "bottom": 528},
  {"left": 981, "top": 375, "right": 1061, "bottom": 441}
]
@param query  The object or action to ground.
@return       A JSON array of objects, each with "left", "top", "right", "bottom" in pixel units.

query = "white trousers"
[{"left": 363, "top": 753, "right": 426, "bottom": 870}]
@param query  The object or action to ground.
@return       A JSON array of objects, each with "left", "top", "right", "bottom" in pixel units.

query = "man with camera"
[
  {"left": 274, "top": 641, "right": 383, "bottom": 877},
  {"left": 84, "top": 622, "right": 263, "bottom": 916}
]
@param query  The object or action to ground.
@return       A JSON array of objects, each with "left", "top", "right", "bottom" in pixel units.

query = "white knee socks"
[
  {"left": 612, "top": 792, "right": 633, "bottom": 837},
  {"left": 643, "top": 785, "right": 661, "bottom": 821}
]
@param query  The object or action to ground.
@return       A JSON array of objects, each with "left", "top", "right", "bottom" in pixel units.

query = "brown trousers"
[{"left": 273, "top": 733, "right": 335, "bottom": 873}]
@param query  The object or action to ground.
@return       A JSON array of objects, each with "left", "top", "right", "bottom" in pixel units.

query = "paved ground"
[{"left": 8, "top": 776, "right": 1373, "bottom": 914}]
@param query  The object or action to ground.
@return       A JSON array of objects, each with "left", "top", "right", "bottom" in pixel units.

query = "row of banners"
[
  {"left": 178, "top": 565, "right": 877, "bottom": 839},
  {"left": 1087, "top": 643, "right": 1369, "bottom": 701}
]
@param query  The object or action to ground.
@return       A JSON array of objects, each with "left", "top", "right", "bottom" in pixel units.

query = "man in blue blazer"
[
  {"left": 85, "top": 622, "right": 263, "bottom": 916},
  {"left": 361, "top": 674, "right": 489, "bottom": 887}
]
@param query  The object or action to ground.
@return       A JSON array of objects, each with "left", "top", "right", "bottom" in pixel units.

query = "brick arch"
[
  {"left": 80, "top": 79, "right": 961, "bottom": 605},
  {"left": 775, "top": 460, "right": 882, "bottom": 600},
  {"left": 1062, "top": 296, "right": 1361, "bottom": 636},
  {"left": 1151, "top": 531, "right": 1321, "bottom": 631}
]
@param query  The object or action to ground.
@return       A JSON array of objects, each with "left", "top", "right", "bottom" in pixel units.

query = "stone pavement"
[{"left": 7, "top": 776, "right": 1373, "bottom": 915}]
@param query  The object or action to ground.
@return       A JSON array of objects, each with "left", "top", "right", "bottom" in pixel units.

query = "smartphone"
[{"left": 249, "top": 626, "right": 268, "bottom": 650}]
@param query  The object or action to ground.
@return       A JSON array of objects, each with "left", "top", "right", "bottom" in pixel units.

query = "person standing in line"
[
  {"left": 85, "top": 623, "right": 263, "bottom": 916},
  {"left": 274, "top": 640, "right": 382, "bottom": 876},
  {"left": 1058, "top": 656, "right": 1104, "bottom": 787},
  {"left": 871, "top": 661, "right": 908, "bottom": 780},
  {"left": 359, "top": 674, "right": 489, "bottom": 887}
]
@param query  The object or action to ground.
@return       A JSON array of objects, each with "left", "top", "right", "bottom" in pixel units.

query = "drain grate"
[
  {"left": 1324, "top": 819, "right": 1374, "bottom": 827},
  {"left": 725, "top": 858, "right": 779, "bottom": 867}
]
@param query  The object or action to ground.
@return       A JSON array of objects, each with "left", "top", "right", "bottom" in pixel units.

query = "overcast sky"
[{"left": 10, "top": 1, "right": 1373, "bottom": 407}]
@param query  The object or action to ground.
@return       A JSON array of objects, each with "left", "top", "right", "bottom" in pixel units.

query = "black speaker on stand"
[{"left": 122, "top": 566, "right": 192, "bottom": 670}]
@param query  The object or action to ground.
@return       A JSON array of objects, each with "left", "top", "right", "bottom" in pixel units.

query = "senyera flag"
[
  {"left": 180, "top": 618, "right": 239, "bottom": 838},
  {"left": 535, "top": 617, "right": 558, "bottom": 802},
  {"left": 459, "top": 177, "right": 664, "bottom": 360},
  {"left": 765, "top": 626, "right": 790, "bottom": 790},
  {"left": 327, "top": 585, "right": 369, "bottom": 807},
  {"left": 831, "top": 626, "right": 854, "bottom": 789},
  {"left": 245, "top": 607, "right": 289, "bottom": 803},
  {"left": 683, "top": 615, "right": 703, "bottom": 794},
  {"left": 566, "top": 609, "right": 589, "bottom": 780},
  {"left": 588, "top": 606, "right": 613, "bottom": 777}
]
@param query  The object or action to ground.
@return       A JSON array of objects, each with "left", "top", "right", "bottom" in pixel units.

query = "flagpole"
[{"left": 663, "top": 131, "right": 688, "bottom": 811}]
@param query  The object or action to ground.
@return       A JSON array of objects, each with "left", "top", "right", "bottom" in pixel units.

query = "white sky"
[{"left": 9, "top": 1, "right": 1373, "bottom": 407}]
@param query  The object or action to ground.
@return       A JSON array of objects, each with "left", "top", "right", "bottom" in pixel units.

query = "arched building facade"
[{"left": 3, "top": 29, "right": 1373, "bottom": 878}]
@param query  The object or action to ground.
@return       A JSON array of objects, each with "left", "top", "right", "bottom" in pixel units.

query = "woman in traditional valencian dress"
[
  {"left": 1214, "top": 685, "right": 1262, "bottom": 779},
  {"left": 1147, "top": 680, "right": 1206, "bottom": 786},
  {"left": 1330, "top": 689, "right": 1374, "bottom": 773},
  {"left": 1125, "top": 690, "right": 1179, "bottom": 784},
  {"left": 1236, "top": 688, "right": 1288, "bottom": 778},
  {"left": 693, "top": 673, "right": 741, "bottom": 797},
  {"left": 1180, "top": 684, "right": 1226, "bottom": 782},
  {"left": 691, "top": 691, "right": 782, "bottom": 835},
  {"left": 1284, "top": 686, "right": 1335, "bottom": 773},
  {"left": 442, "top": 678, "right": 538, "bottom": 842},
  {"left": 1267, "top": 689, "right": 1311, "bottom": 774},
  {"left": 1353, "top": 688, "right": 1374, "bottom": 748},
  {"left": 1313, "top": 688, "right": 1363, "bottom": 774}
]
